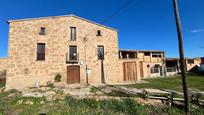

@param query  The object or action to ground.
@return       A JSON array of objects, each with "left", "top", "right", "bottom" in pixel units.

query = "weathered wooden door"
[
  {"left": 139, "top": 62, "right": 144, "bottom": 79},
  {"left": 123, "top": 62, "right": 137, "bottom": 81},
  {"left": 67, "top": 66, "right": 80, "bottom": 84}
]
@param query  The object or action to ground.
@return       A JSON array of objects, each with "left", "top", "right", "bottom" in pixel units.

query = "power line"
[
  {"left": 83, "top": 0, "right": 135, "bottom": 39},
  {"left": 101, "top": 0, "right": 134, "bottom": 24},
  {"left": 82, "top": 0, "right": 140, "bottom": 63}
]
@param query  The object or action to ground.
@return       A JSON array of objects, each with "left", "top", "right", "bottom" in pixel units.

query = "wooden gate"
[
  {"left": 123, "top": 61, "right": 137, "bottom": 81},
  {"left": 67, "top": 66, "right": 80, "bottom": 84}
]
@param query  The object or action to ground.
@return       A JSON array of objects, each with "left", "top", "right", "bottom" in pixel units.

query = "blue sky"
[{"left": 0, "top": 0, "right": 203, "bottom": 58}]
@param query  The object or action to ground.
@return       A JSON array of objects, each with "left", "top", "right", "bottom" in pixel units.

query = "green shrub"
[
  {"left": 90, "top": 87, "right": 99, "bottom": 94},
  {"left": 47, "top": 83, "right": 55, "bottom": 89},
  {"left": 55, "top": 73, "right": 62, "bottom": 82},
  {"left": 55, "top": 89, "right": 64, "bottom": 94}
]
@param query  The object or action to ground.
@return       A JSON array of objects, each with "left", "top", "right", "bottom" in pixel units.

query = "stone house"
[{"left": 5, "top": 14, "right": 123, "bottom": 89}]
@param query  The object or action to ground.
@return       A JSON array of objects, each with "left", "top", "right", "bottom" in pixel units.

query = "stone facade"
[
  {"left": 6, "top": 15, "right": 123, "bottom": 89},
  {"left": 0, "top": 58, "right": 7, "bottom": 72}
]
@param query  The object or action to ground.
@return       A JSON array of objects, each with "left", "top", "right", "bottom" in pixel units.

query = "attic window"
[
  {"left": 96, "top": 30, "right": 102, "bottom": 36},
  {"left": 39, "top": 27, "right": 46, "bottom": 35}
]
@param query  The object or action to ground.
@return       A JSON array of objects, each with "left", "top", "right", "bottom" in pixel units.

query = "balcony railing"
[{"left": 66, "top": 53, "right": 79, "bottom": 63}]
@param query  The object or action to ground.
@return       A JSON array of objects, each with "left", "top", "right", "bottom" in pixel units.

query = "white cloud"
[{"left": 191, "top": 29, "right": 204, "bottom": 33}]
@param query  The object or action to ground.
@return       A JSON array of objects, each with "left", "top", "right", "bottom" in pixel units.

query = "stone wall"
[
  {"left": 0, "top": 58, "right": 7, "bottom": 72},
  {"left": 6, "top": 15, "right": 123, "bottom": 89}
]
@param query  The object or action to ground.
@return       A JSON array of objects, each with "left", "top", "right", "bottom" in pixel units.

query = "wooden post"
[
  {"left": 101, "top": 59, "right": 105, "bottom": 84},
  {"left": 86, "top": 64, "right": 89, "bottom": 84},
  {"left": 173, "top": 0, "right": 190, "bottom": 114}
]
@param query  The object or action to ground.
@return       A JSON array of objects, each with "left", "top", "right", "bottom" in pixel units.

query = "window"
[
  {"left": 37, "top": 43, "right": 45, "bottom": 60},
  {"left": 97, "top": 45, "right": 104, "bottom": 60},
  {"left": 96, "top": 30, "right": 102, "bottom": 36},
  {"left": 70, "top": 27, "right": 76, "bottom": 41},
  {"left": 151, "top": 66, "right": 159, "bottom": 73},
  {"left": 144, "top": 52, "right": 150, "bottom": 56},
  {"left": 69, "top": 46, "right": 77, "bottom": 61},
  {"left": 39, "top": 27, "right": 46, "bottom": 35},
  {"left": 187, "top": 60, "right": 194, "bottom": 64}
]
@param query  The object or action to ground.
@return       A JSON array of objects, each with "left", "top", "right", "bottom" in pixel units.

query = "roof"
[
  {"left": 7, "top": 14, "right": 117, "bottom": 31},
  {"left": 119, "top": 49, "right": 164, "bottom": 53}
]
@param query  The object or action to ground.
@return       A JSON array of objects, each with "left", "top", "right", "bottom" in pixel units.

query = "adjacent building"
[
  {"left": 165, "top": 57, "right": 202, "bottom": 74},
  {"left": 119, "top": 49, "right": 166, "bottom": 81}
]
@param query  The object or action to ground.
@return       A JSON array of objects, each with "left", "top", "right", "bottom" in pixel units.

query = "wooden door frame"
[{"left": 67, "top": 65, "right": 80, "bottom": 84}]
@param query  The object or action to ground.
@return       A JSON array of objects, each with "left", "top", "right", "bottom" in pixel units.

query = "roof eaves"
[{"left": 7, "top": 14, "right": 118, "bottom": 31}]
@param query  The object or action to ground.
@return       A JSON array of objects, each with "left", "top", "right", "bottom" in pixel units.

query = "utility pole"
[{"left": 173, "top": 0, "right": 190, "bottom": 114}]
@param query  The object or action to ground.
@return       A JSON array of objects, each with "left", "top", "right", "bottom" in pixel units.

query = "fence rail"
[{"left": 143, "top": 89, "right": 204, "bottom": 107}]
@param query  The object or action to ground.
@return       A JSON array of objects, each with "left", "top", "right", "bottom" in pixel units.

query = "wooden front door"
[
  {"left": 123, "top": 62, "right": 137, "bottom": 82},
  {"left": 67, "top": 66, "right": 80, "bottom": 84}
]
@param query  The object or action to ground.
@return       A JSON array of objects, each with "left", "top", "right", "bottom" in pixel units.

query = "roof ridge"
[{"left": 7, "top": 14, "right": 117, "bottom": 31}]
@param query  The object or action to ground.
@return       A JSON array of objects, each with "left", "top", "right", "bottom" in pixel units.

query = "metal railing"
[{"left": 66, "top": 53, "right": 79, "bottom": 63}]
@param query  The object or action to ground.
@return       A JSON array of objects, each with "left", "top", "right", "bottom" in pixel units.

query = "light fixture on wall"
[{"left": 80, "top": 60, "right": 84, "bottom": 65}]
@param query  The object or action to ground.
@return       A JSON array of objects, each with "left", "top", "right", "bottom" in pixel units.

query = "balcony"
[{"left": 66, "top": 53, "right": 79, "bottom": 63}]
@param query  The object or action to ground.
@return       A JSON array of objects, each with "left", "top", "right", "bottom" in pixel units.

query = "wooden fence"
[{"left": 143, "top": 89, "right": 204, "bottom": 107}]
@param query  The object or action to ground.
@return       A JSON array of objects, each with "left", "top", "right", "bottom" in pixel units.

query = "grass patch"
[
  {"left": 124, "top": 73, "right": 204, "bottom": 92},
  {"left": 90, "top": 87, "right": 99, "bottom": 94},
  {"left": 0, "top": 82, "right": 5, "bottom": 88}
]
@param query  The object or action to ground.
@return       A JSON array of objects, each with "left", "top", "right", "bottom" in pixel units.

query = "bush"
[
  {"left": 47, "top": 83, "right": 55, "bottom": 89},
  {"left": 55, "top": 73, "right": 62, "bottom": 82}
]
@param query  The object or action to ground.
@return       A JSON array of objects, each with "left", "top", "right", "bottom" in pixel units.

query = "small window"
[
  {"left": 96, "top": 30, "right": 102, "bottom": 36},
  {"left": 144, "top": 52, "right": 150, "bottom": 56},
  {"left": 187, "top": 60, "right": 194, "bottom": 64},
  {"left": 39, "top": 27, "right": 46, "bottom": 35},
  {"left": 97, "top": 45, "right": 104, "bottom": 60},
  {"left": 70, "top": 27, "right": 76, "bottom": 41},
  {"left": 37, "top": 43, "right": 45, "bottom": 60},
  {"left": 151, "top": 66, "right": 159, "bottom": 73},
  {"left": 69, "top": 46, "right": 77, "bottom": 61}
]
